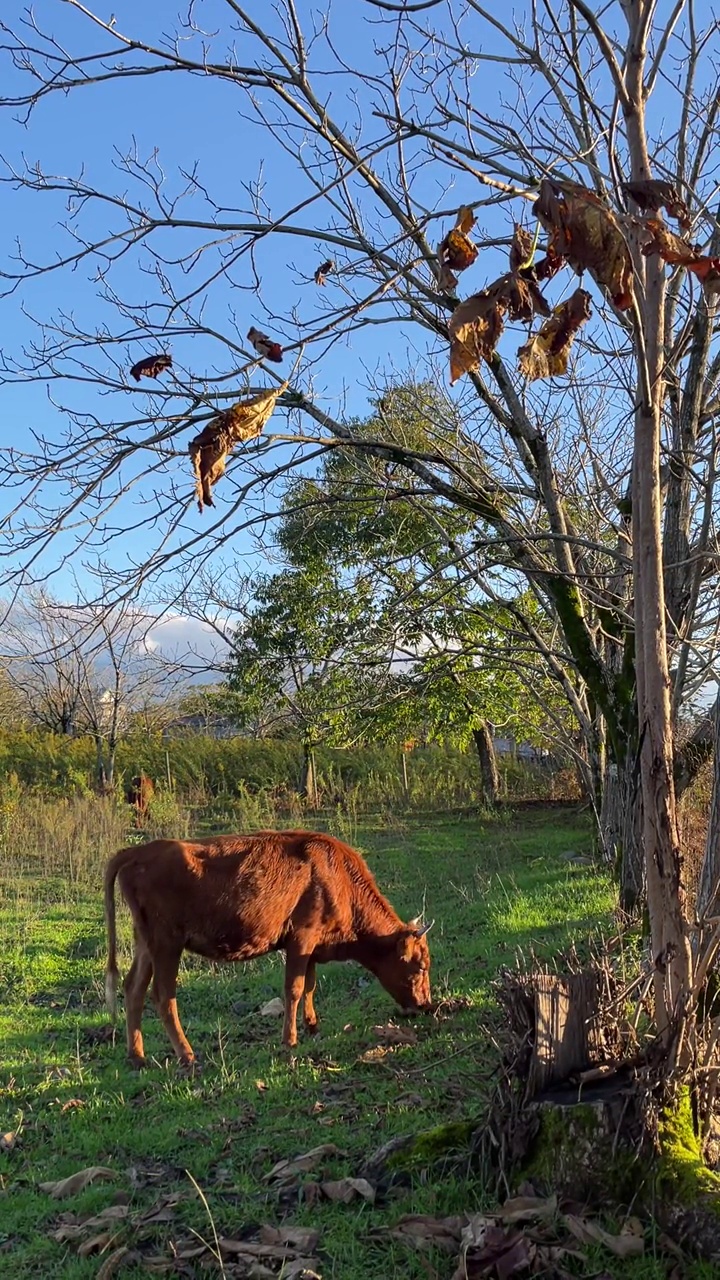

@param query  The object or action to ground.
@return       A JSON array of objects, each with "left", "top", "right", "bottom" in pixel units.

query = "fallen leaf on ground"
[
  {"left": 264, "top": 1143, "right": 344, "bottom": 1184},
  {"left": 61, "top": 1098, "right": 86, "bottom": 1112},
  {"left": 259, "top": 1226, "right": 320, "bottom": 1251},
  {"left": 96, "top": 1247, "right": 132, "bottom": 1280},
  {"left": 563, "top": 1213, "right": 644, "bottom": 1258},
  {"left": 321, "top": 1177, "right": 376, "bottom": 1204},
  {"left": 39, "top": 1166, "right": 115, "bottom": 1199},
  {"left": 77, "top": 1232, "right": 115, "bottom": 1257},
  {"left": 496, "top": 1193, "right": 557, "bottom": 1222},
  {"left": 373, "top": 1023, "right": 418, "bottom": 1046},
  {"left": 1, "top": 1131, "right": 17, "bottom": 1152},
  {"left": 260, "top": 998, "right": 285, "bottom": 1017},
  {"left": 383, "top": 1213, "right": 464, "bottom": 1252},
  {"left": 454, "top": 1222, "right": 533, "bottom": 1280}
]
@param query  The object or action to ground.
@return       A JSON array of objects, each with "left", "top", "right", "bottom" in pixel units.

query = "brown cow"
[
  {"left": 124, "top": 773, "right": 154, "bottom": 822},
  {"left": 104, "top": 831, "right": 432, "bottom": 1066}
]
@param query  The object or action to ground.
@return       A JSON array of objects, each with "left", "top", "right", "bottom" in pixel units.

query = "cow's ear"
[{"left": 397, "top": 931, "right": 415, "bottom": 961}]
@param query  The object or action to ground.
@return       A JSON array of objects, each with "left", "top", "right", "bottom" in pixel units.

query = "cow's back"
[{"left": 115, "top": 831, "right": 367, "bottom": 962}]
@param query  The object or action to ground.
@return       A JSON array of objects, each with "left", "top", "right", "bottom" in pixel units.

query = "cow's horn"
[{"left": 416, "top": 919, "right": 434, "bottom": 936}]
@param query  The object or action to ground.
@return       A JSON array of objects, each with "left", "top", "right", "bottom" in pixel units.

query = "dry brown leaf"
[
  {"left": 496, "top": 1193, "right": 557, "bottom": 1222},
  {"left": 533, "top": 178, "right": 633, "bottom": 310},
  {"left": 264, "top": 1142, "right": 344, "bottom": 1184},
  {"left": 83, "top": 1206, "right": 130, "bottom": 1229},
  {"left": 641, "top": 218, "right": 720, "bottom": 288},
  {"left": 384, "top": 1213, "right": 464, "bottom": 1252},
  {"left": 320, "top": 1177, "right": 376, "bottom": 1204},
  {"left": 39, "top": 1165, "right": 115, "bottom": 1199},
  {"left": 96, "top": 1248, "right": 131, "bottom": 1280},
  {"left": 130, "top": 353, "right": 172, "bottom": 382},
  {"left": 448, "top": 289, "right": 506, "bottom": 382},
  {"left": 454, "top": 1222, "right": 533, "bottom": 1280},
  {"left": 1, "top": 1131, "right": 17, "bottom": 1152},
  {"left": 563, "top": 1213, "right": 644, "bottom": 1258},
  {"left": 438, "top": 206, "right": 478, "bottom": 286},
  {"left": 509, "top": 225, "right": 534, "bottom": 273},
  {"left": 189, "top": 383, "right": 287, "bottom": 512},
  {"left": 78, "top": 1232, "right": 114, "bottom": 1257},
  {"left": 61, "top": 1099, "right": 86, "bottom": 1112},
  {"left": 622, "top": 179, "right": 690, "bottom": 229},
  {"left": 313, "top": 259, "right": 335, "bottom": 286},
  {"left": 258, "top": 1226, "right": 321, "bottom": 1251},
  {"left": 373, "top": 1023, "right": 418, "bottom": 1046},
  {"left": 517, "top": 288, "right": 592, "bottom": 381}
]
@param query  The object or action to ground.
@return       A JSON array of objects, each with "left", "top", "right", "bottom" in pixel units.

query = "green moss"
[
  {"left": 386, "top": 1120, "right": 476, "bottom": 1170},
  {"left": 657, "top": 1088, "right": 720, "bottom": 1205},
  {"left": 523, "top": 1101, "right": 641, "bottom": 1202}
]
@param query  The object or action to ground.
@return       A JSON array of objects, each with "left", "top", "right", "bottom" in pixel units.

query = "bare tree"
[
  {"left": 2, "top": 591, "right": 180, "bottom": 787},
  {"left": 3, "top": 0, "right": 720, "bottom": 1109}
]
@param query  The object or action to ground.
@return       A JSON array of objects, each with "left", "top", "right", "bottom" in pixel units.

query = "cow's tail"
[{"left": 104, "top": 848, "right": 132, "bottom": 1020}]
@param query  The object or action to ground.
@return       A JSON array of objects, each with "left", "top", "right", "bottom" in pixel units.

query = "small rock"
[{"left": 260, "top": 998, "right": 285, "bottom": 1018}]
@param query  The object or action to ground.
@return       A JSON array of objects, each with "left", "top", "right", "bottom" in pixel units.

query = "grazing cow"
[
  {"left": 124, "top": 773, "right": 155, "bottom": 821},
  {"left": 104, "top": 831, "right": 432, "bottom": 1066}
]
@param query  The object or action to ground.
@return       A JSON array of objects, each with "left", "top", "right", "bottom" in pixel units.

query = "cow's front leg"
[
  {"left": 283, "top": 952, "right": 310, "bottom": 1047},
  {"left": 303, "top": 958, "right": 319, "bottom": 1034}
]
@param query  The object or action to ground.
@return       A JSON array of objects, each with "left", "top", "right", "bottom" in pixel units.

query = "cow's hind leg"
[
  {"left": 303, "top": 958, "right": 319, "bottom": 1035},
  {"left": 123, "top": 944, "right": 153, "bottom": 1065},
  {"left": 283, "top": 950, "right": 311, "bottom": 1048},
  {"left": 150, "top": 947, "right": 195, "bottom": 1066}
]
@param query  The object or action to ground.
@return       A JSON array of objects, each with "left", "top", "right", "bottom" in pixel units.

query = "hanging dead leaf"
[
  {"left": 563, "top": 1213, "right": 644, "bottom": 1258},
  {"left": 448, "top": 289, "right": 506, "bottom": 382},
  {"left": 518, "top": 288, "right": 592, "bottom": 381},
  {"left": 39, "top": 1165, "right": 115, "bottom": 1199},
  {"left": 189, "top": 383, "right": 287, "bottom": 511},
  {"left": 314, "top": 259, "right": 335, "bottom": 286},
  {"left": 264, "top": 1142, "right": 344, "bottom": 1185},
  {"left": 438, "top": 206, "right": 478, "bottom": 288},
  {"left": 320, "top": 1177, "right": 376, "bottom": 1203},
  {"left": 130, "top": 353, "right": 172, "bottom": 382},
  {"left": 533, "top": 178, "right": 633, "bottom": 310},
  {"left": 622, "top": 179, "right": 690, "bottom": 229},
  {"left": 641, "top": 217, "right": 720, "bottom": 288},
  {"left": 641, "top": 217, "right": 702, "bottom": 265},
  {"left": 509, "top": 225, "right": 534, "bottom": 273}
]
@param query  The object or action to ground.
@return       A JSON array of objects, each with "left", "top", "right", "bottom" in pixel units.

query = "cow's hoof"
[
  {"left": 127, "top": 1054, "right": 147, "bottom": 1071},
  {"left": 304, "top": 1021, "right": 320, "bottom": 1036},
  {"left": 178, "top": 1056, "right": 200, "bottom": 1076}
]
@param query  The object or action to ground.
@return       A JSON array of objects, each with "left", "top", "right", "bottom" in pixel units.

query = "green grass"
[{"left": 0, "top": 809, "right": 711, "bottom": 1278}]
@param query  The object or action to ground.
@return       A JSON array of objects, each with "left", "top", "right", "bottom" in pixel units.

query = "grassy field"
[{"left": 0, "top": 808, "right": 710, "bottom": 1278}]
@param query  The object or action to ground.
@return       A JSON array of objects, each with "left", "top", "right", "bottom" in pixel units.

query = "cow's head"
[{"left": 374, "top": 917, "right": 433, "bottom": 1012}]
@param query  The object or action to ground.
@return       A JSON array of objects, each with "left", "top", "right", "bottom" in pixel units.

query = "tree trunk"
[
  {"left": 696, "top": 710, "right": 720, "bottom": 922},
  {"left": 472, "top": 722, "right": 499, "bottom": 806},
  {"left": 301, "top": 742, "right": 317, "bottom": 808},
  {"left": 600, "top": 758, "right": 645, "bottom": 915}
]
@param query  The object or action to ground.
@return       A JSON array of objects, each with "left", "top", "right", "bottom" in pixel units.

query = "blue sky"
[
  {"left": 0, "top": 1, "right": 703, "bottom": 611},
  {"left": 2, "top": 0, "right": 485, "bottom": 600}
]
